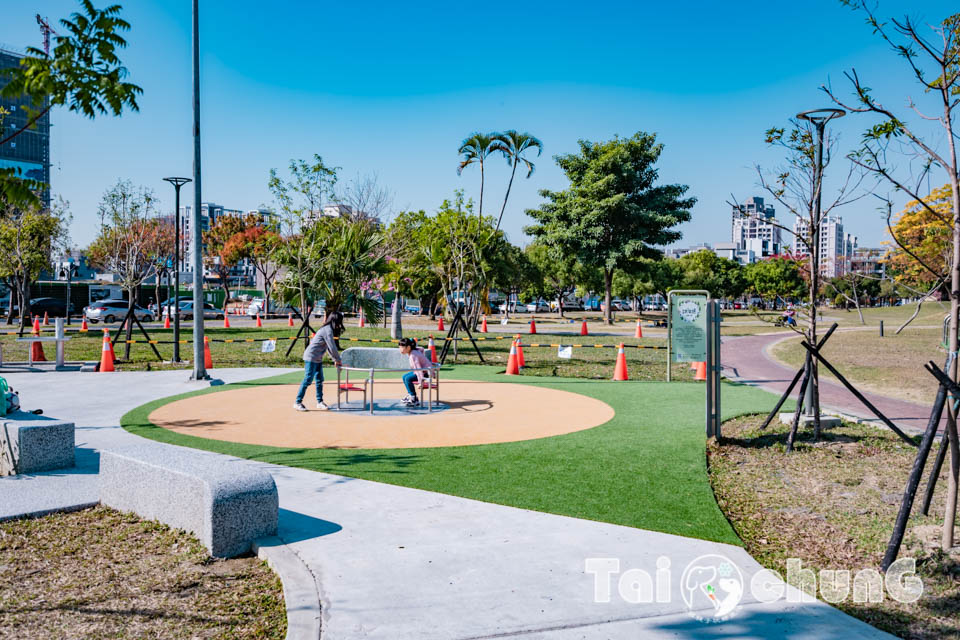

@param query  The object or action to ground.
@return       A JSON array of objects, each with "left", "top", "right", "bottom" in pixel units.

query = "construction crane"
[{"left": 36, "top": 15, "right": 57, "bottom": 56}]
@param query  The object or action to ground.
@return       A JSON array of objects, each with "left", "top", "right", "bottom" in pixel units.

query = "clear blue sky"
[{"left": 1, "top": 0, "right": 955, "bottom": 249}]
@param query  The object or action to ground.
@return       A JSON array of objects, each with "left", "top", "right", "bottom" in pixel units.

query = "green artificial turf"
[{"left": 121, "top": 366, "right": 791, "bottom": 545}]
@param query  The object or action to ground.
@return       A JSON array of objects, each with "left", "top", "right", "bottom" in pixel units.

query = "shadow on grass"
[
  {"left": 250, "top": 448, "right": 428, "bottom": 473},
  {"left": 720, "top": 430, "right": 876, "bottom": 450}
]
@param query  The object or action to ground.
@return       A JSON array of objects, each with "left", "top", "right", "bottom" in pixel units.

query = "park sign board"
[{"left": 670, "top": 293, "right": 708, "bottom": 363}]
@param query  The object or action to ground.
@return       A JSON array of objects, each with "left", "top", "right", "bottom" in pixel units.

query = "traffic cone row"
[
  {"left": 99, "top": 329, "right": 114, "bottom": 372},
  {"left": 635, "top": 318, "right": 643, "bottom": 339},
  {"left": 580, "top": 320, "right": 589, "bottom": 336},
  {"left": 428, "top": 335, "right": 438, "bottom": 364},
  {"left": 437, "top": 316, "right": 445, "bottom": 332},
  {"left": 30, "top": 315, "right": 46, "bottom": 361},
  {"left": 163, "top": 314, "right": 171, "bottom": 329},
  {"left": 613, "top": 343, "right": 629, "bottom": 381},
  {"left": 223, "top": 314, "right": 231, "bottom": 329},
  {"left": 255, "top": 314, "right": 262, "bottom": 328},
  {"left": 288, "top": 313, "right": 294, "bottom": 327},
  {"left": 515, "top": 336, "right": 525, "bottom": 369},
  {"left": 81, "top": 317, "right": 89, "bottom": 332},
  {"left": 529, "top": 317, "right": 537, "bottom": 334},
  {"left": 480, "top": 315, "right": 488, "bottom": 333},
  {"left": 43, "top": 311, "right": 49, "bottom": 326},
  {"left": 358, "top": 311, "right": 365, "bottom": 328},
  {"left": 32, "top": 316, "right": 40, "bottom": 335}
]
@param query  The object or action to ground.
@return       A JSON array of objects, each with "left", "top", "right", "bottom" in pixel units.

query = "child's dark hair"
[{"left": 398, "top": 337, "right": 417, "bottom": 349}]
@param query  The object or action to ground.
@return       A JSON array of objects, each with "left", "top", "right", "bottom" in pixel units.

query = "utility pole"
[{"left": 191, "top": 0, "right": 208, "bottom": 380}]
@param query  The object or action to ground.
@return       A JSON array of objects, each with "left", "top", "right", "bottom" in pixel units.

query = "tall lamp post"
[
  {"left": 190, "top": 0, "right": 208, "bottom": 380},
  {"left": 163, "top": 177, "right": 190, "bottom": 363},
  {"left": 796, "top": 108, "right": 845, "bottom": 422},
  {"left": 59, "top": 258, "right": 78, "bottom": 325}
]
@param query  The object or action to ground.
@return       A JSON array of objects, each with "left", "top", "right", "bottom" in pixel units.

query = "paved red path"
[{"left": 721, "top": 332, "right": 943, "bottom": 436}]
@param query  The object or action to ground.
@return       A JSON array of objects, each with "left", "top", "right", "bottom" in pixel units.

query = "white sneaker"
[
  {"left": 293, "top": 402, "right": 307, "bottom": 412},
  {"left": 316, "top": 402, "right": 330, "bottom": 411}
]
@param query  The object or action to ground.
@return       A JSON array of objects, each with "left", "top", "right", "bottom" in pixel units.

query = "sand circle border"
[{"left": 148, "top": 378, "right": 615, "bottom": 449}]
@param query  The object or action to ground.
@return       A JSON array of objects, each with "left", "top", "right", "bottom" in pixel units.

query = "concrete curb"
[{"left": 254, "top": 536, "right": 322, "bottom": 640}]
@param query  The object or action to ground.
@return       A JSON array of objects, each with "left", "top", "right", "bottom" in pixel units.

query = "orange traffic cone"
[
  {"left": 255, "top": 314, "right": 262, "bottom": 328},
  {"left": 204, "top": 335, "right": 213, "bottom": 369},
  {"left": 580, "top": 320, "right": 589, "bottom": 336},
  {"left": 690, "top": 360, "right": 698, "bottom": 371},
  {"left": 163, "top": 314, "right": 171, "bottom": 329},
  {"left": 30, "top": 339, "right": 47, "bottom": 362},
  {"left": 505, "top": 340, "right": 519, "bottom": 375},
  {"left": 613, "top": 343, "right": 629, "bottom": 381},
  {"left": 694, "top": 361, "right": 707, "bottom": 381},
  {"left": 515, "top": 335, "right": 526, "bottom": 369},
  {"left": 287, "top": 313, "right": 293, "bottom": 327},
  {"left": 481, "top": 315, "right": 488, "bottom": 333},
  {"left": 81, "top": 317, "right": 89, "bottom": 332},
  {"left": 43, "top": 311, "right": 49, "bottom": 326},
  {"left": 99, "top": 330, "right": 114, "bottom": 372},
  {"left": 635, "top": 318, "right": 643, "bottom": 338},
  {"left": 32, "top": 316, "right": 40, "bottom": 335},
  {"left": 428, "top": 335, "right": 438, "bottom": 364},
  {"left": 223, "top": 314, "right": 231, "bottom": 329},
  {"left": 358, "top": 311, "right": 365, "bottom": 328},
  {"left": 529, "top": 317, "right": 537, "bottom": 334},
  {"left": 438, "top": 316, "right": 445, "bottom": 332}
]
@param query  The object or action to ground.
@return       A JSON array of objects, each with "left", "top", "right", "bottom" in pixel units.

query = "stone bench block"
[
  {"left": 0, "top": 419, "right": 75, "bottom": 476},
  {"left": 99, "top": 444, "right": 278, "bottom": 558}
]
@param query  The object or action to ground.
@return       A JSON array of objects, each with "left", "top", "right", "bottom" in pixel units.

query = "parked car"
[
  {"left": 150, "top": 296, "right": 191, "bottom": 316},
  {"left": 177, "top": 302, "right": 224, "bottom": 321},
  {"left": 498, "top": 301, "right": 525, "bottom": 313},
  {"left": 404, "top": 302, "right": 421, "bottom": 314},
  {"left": 525, "top": 300, "right": 551, "bottom": 313},
  {"left": 25, "top": 297, "right": 75, "bottom": 318},
  {"left": 84, "top": 299, "right": 153, "bottom": 324}
]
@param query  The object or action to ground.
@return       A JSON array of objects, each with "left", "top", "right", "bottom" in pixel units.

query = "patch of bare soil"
[
  {"left": 0, "top": 506, "right": 286, "bottom": 639},
  {"left": 709, "top": 415, "right": 960, "bottom": 640}
]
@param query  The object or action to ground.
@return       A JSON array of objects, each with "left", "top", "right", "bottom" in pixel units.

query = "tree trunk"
[
  {"left": 943, "top": 169, "right": 960, "bottom": 550},
  {"left": 603, "top": 269, "right": 614, "bottom": 325},
  {"left": 124, "top": 288, "right": 135, "bottom": 360},
  {"left": 390, "top": 296, "right": 403, "bottom": 339},
  {"left": 17, "top": 279, "right": 31, "bottom": 336}
]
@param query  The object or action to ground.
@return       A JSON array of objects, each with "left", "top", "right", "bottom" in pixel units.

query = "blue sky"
[{"left": 1, "top": 0, "right": 955, "bottom": 249}]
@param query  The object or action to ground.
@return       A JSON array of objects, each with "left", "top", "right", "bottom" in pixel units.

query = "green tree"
[
  {"left": 525, "top": 242, "right": 583, "bottom": 316},
  {"left": 525, "top": 132, "right": 695, "bottom": 324},
  {"left": 490, "top": 131, "right": 543, "bottom": 231},
  {"left": 384, "top": 210, "right": 443, "bottom": 317},
  {"left": 0, "top": 0, "right": 141, "bottom": 208},
  {"left": 744, "top": 257, "right": 805, "bottom": 308},
  {"left": 676, "top": 250, "right": 747, "bottom": 300},
  {"left": 203, "top": 213, "right": 258, "bottom": 310},
  {"left": 457, "top": 133, "right": 496, "bottom": 218}
]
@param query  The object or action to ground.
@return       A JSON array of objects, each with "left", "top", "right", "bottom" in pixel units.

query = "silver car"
[
  {"left": 176, "top": 302, "right": 225, "bottom": 321},
  {"left": 84, "top": 299, "right": 154, "bottom": 324}
]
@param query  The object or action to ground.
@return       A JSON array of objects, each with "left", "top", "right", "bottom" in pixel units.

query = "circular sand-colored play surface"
[{"left": 149, "top": 379, "right": 615, "bottom": 449}]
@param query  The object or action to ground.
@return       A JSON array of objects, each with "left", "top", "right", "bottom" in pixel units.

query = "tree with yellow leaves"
[{"left": 885, "top": 184, "right": 952, "bottom": 291}]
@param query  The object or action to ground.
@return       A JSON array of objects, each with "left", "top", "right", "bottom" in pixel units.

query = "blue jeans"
[
  {"left": 402, "top": 372, "right": 418, "bottom": 397},
  {"left": 296, "top": 361, "right": 324, "bottom": 404}
]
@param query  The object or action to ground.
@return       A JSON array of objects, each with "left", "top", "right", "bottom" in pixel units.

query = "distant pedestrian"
[{"left": 293, "top": 310, "right": 343, "bottom": 412}]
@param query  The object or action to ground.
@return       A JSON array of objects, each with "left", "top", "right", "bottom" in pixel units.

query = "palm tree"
[
  {"left": 457, "top": 133, "right": 496, "bottom": 218},
  {"left": 491, "top": 131, "right": 543, "bottom": 232}
]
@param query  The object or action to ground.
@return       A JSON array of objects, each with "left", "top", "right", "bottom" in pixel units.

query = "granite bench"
[
  {"left": 99, "top": 444, "right": 278, "bottom": 558},
  {"left": 0, "top": 418, "right": 75, "bottom": 476},
  {"left": 338, "top": 347, "right": 440, "bottom": 412}
]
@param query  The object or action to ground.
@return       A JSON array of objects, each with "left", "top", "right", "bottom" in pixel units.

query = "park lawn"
[
  {"left": 710, "top": 414, "right": 959, "bottom": 640},
  {"left": 770, "top": 327, "right": 944, "bottom": 405},
  {"left": 122, "top": 365, "right": 789, "bottom": 546},
  {"left": 0, "top": 324, "right": 693, "bottom": 382}
]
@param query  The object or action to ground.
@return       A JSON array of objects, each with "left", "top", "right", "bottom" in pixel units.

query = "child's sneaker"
[
  {"left": 293, "top": 402, "right": 307, "bottom": 412},
  {"left": 316, "top": 402, "right": 330, "bottom": 411},
  {"left": 401, "top": 395, "right": 418, "bottom": 407}
]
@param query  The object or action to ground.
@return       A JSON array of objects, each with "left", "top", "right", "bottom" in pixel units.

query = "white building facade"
[
  {"left": 731, "top": 196, "right": 782, "bottom": 263},
  {"left": 792, "top": 215, "right": 857, "bottom": 279}
]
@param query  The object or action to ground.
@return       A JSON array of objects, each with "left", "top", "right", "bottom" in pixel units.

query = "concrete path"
[
  {"left": 722, "top": 331, "right": 942, "bottom": 435},
  {"left": 0, "top": 368, "right": 894, "bottom": 639}
]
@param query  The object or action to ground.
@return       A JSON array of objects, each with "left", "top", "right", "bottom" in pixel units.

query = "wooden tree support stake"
[{"left": 760, "top": 323, "right": 838, "bottom": 430}]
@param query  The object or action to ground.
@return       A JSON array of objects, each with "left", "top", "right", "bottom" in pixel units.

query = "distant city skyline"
[{"left": 1, "top": 0, "right": 955, "bottom": 250}]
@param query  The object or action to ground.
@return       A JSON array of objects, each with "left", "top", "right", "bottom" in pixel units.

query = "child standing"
[{"left": 294, "top": 310, "right": 343, "bottom": 411}]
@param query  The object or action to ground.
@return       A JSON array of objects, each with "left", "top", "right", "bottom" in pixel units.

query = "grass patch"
[
  {"left": 770, "top": 327, "right": 944, "bottom": 405},
  {"left": 709, "top": 414, "right": 960, "bottom": 639},
  {"left": 122, "top": 365, "right": 786, "bottom": 545},
  {"left": 0, "top": 505, "right": 285, "bottom": 639}
]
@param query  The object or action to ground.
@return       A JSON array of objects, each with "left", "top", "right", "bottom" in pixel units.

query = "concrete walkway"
[
  {"left": 0, "top": 368, "right": 893, "bottom": 639},
  {"left": 722, "top": 332, "right": 942, "bottom": 435}
]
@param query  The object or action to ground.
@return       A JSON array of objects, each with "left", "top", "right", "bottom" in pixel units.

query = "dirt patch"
[
  {"left": 709, "top": 414, "right": 960, "bottom": 639},
  {"left": 149, "top": 379, "right": 615, "bottom": 449},
  {"left": 0, "top": 506, "right": 285, "bottom": 639}
]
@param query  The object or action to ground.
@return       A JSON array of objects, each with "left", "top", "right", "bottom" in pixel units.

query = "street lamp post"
[
  {"left": 59, "top": 258, "right": 78, "bottom": 325},
  {"left": 796, "top": 108, "right": 845, "bottom": 421},
  {"left": 163, "top": 177, "right": 191, "bottom": 363}
]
